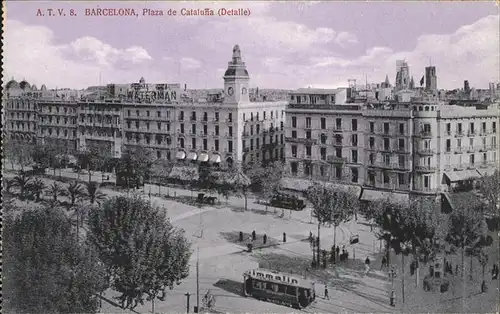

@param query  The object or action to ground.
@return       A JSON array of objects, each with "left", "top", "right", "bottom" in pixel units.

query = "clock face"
[
  {"left": 227, "top": 87, "right": 234, "bottom": 96},
  {"left": 242, "top": 87, "right": 247, "bottom": 95}
]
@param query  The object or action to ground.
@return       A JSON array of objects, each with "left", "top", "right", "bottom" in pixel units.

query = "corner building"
[
  {"left": 3, "top": 45, "right": 286, "bottom": 170},
  {"left": 284, "top": 91, "right": 499, "bottom": 199}
]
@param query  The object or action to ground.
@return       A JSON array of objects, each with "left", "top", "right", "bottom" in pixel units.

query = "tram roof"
[{"left": 244, "top": 268, "right": 315, "bottom": 289}]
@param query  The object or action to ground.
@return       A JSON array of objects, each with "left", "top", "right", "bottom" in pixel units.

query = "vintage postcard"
[{"left": 2, "top": 1, "right": 499, "bottom": 313}]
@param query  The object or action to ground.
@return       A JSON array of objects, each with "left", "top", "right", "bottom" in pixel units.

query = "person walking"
[
  {"left": 324, "top": 285, "right": 330, "bottom": 300},
  {"left": 365, "top": 257, "right": 371, "bottom": 275},
  {"left": 381, "top": 256, "right": 387, "bottom": 270},
  {"left": 336, "top": 246, "right": 340, "bottom": 260}
]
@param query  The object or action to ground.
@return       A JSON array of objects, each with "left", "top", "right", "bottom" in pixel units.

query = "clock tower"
[{"left": 223, "top": 45, "right": 250, "bottom": 104}]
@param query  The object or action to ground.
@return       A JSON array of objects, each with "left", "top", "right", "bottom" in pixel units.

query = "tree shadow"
[
  {"left": 213, "top": 278, "right": 245, "bottom": 297},
  {"left": 219, "top": 231, "right": 280, "bottom": 249}
]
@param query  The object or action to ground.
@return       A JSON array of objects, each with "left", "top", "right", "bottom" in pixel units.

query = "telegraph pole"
[
  {"left": 196, "top": 246, "right": 200, "bottom": 313},
  {"left": 185, "top": 292, "right": 191, "bottom": 313}
]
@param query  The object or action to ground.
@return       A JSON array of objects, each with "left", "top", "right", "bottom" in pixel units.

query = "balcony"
[
  {"left": 414, "top": 165, "right": 437, "bottom": 172},
  {"left": 454, "top": 147, "right": 465, "bottom": 154},
  {"left": 467, "top": 130, "right": 476, "bottom": 137},
  {"left": 243, "top": 147, "right": 250, "bottom": 153},
  {"left": 417, "top": 148, "right": 435, "bottom": 155},
  {"left": 332, "top": 127, "right": 343, "bottom": 133},
  {"left": 466, "top": 146, "right": 475, "bottom": 153},
  {"left": 285, "top": 137, "right": 317, "bottom": 145},
  {"left": 480, "top": 129, "right": 488, "bottom": 136},
  {"left": 394, "top": 147, "right": 407, "bottom": 153},
  {"left": 327, "top": 155, "right": 346, "bottom": 164},
  {"left": 418, "top": 130, "right": 433, "bottom": 138},
  {"left": 455, "top": 131, "right": 464, "bottom": 137}
]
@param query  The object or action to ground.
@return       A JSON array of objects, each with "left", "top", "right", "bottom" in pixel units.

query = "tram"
[{"left": 243, "top": 268, "right": 316, "bottom": 309}]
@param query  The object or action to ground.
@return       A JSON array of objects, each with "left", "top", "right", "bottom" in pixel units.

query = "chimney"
[{"left": 184, "top": 84, "right": 187, "bottom": 91}]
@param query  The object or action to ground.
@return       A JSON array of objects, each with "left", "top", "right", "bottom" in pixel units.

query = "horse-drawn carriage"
[{"left": 197, "top": 193, "right": 217, "bottom": 205}]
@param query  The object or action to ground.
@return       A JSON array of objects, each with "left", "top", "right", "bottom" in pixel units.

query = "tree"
[
  {"left": 87, "top": 195, "right": 191, "bottom": 312},
  {"left": 77, "top": 147, "right": 106, "bottom": 184},
  {"left": 247, "top": 161, "right": 284, "bottom": 212},
  {"left": 4, "top": 141, "right": 34, "bottom": 172},
  {"left": 477, "top": 170, "right": 500, "bottom": 215},
  {"left": 47, "top": 181, "right": 64, "bottom": 204},
  {"left": 3, "top": 205, "right": 107, "bottom": 313},
  {"left": 223, "top": 168, "right": 251, "bottom": 210},
  {"left": 116, "top": 147, "right": 155, "bottom": 189},
  {"left": 11, "top": 173, "right": 33, "bottom": 199},
  {"left": 63, "top": 181, "right": 85, "bottom": 206},
  {"left": 3, "top": 177, "right": 14, "bottom": 195},
  {"left": 28, "top": 178, "right": 46, "bottom": 202},
  {"left": 445, "top": 198, "right": 489, "bottom": 309},
  {"left": 85, "top": 182, "right": 107, "bottom": 205},
  {"left": 305, "top": 182, "right": 359, "bottom": 267}
]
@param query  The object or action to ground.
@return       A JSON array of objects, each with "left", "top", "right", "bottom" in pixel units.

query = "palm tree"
[
  {"left": 85, "top": 182, "right": 107, "bottom": 205},
  {"left": 29, "top": 178, "right": 46, "bottom": 202},
  {"left": 11, "top": 173, "right": 33, "bottom": 199},
  {"left": 3, "top": 178, "right": 14, "bottom": 194},
  {"left": 47, "top": 182, "right": 64, "bottom": 204},
  {"left": 63, "top": 181, "right": 85, "bottom": 206}
]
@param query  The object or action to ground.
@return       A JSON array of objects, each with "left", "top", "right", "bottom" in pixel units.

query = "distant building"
[
  {"left": 395, "top": 60, "right": 411, "bottom": 91},
  {"left": 464, "top": 80, "right": 470, "bottom": 93},
  {"left": 425, "top": 66, "right": 437, "bottom": 92},
  {"left": 3, "top": 45, "right": 287, "bottom": 170}
]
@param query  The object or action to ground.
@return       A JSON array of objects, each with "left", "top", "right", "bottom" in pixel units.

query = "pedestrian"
[
  {"left": 324, "top": 285, "right": 330, "bottom": 300},
  {"left": 365, "top": 257, "right": 371, "bottom": 275},
  {"left": 252, "top": 230, "right": 256, "bottom": 241},
  {"left": 263, "top": 234, "right": 267, "bottom": 245},
  {"left": 309, "top": 231, "right": 313, "bottom": 243},
  {"left": 336, "top": 246, "right": 340, "bottom": 259},
  {"left": 381, "top": 256, "right": 387, "bottom": 270},
  {"left": 492, "top": 264, "right": 498, "bottom": 280}
]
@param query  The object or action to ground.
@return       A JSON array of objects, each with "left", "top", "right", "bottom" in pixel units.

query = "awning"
[
  {"left": 198, "top": 153, "right": 209, "bottom": 162},
  {"left": 280, "top": 177, "right": 362, "bottom": 198},
  {"left": 187, "top": 152, "right": 198, "bottom": 161},
  {"left": 477, "top": 168, "right": 498, "bottom": 177},
  {"left": 210, "top": 154, "right": 221, "bottom": 163},
  {"left": 444, "top": 169, "right": 482, "bottom": 182},
  {"left": 360, "top": 189, "right": 409, "bottom": 204},
  {"left": 176, "top": 151, "right": 186, "bottom": 160}
]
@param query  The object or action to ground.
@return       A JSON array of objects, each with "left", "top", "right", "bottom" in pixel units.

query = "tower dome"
[
  {"left": 32, "top": 84, "right": 38, "bottom": 91},
  {"left": 19, "top": 80, "right": 31, "bottom": 90},
  {"left": 6, "top": 79, "right": 19, "bottom": 89},
  {"left": 224, "top": 44, "right": 249, "bottom": 77},
  {"left": 41, "top": 84, "right": 47, "bottom": 91}
]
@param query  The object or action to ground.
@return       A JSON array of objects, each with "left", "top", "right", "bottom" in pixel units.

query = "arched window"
[{"left": 425, "top": 106, "right": 429, "bottom": 111}]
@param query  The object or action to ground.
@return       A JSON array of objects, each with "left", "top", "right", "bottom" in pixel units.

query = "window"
[
  {"left": 215, "top": 112, "right": 219, "bottom": 121},
  {"left": 369, "top": 171, "right": 375, "bottom": 185},
  {"left": 192, "top": 124, "right": 196, "bottom": 134},
  {"left": 305, "top": 117, "right": 311, "bottom": 128},
  {"left": 157, "top": 122, "right": 161, "bottom": 130},
  {"left": 179, "top": 111, "right": 184, "bottom": 120},
  {"left": 398, "top": 139, "right": 405, "bottom": 151},
  {"left": 470, "top": 154, "right": 475, "bottom": 165},
  {"left": 384, "top": 123, "right": 389, "bottom": 134},
  {"left": 250, "top": 139, "right": 254, "bottom": 150},
  {"left": 446, "top": 139, "right": 451, "bottom": 152},
  {"left": 271, "top": 111, "right": 274, "bottom": 119},
  {"left": 493, "top": 136, "right": 497, "bottom": 148},
  {"left": 228, "top": 140, "right": 233, "bottom": 152},
  {"left": 256, "top": 125, "right": 260, "bottom": 134},
  {"left": 321, "top": 118, "right": 326, "bottom": 129},
  {"left": 147, "top": 111, "right": 150, "bottom": 117},
  {"left": 320, "top": 133, "right": 327, "bottom": 144},
  {"left": 399, "top": 123, "right": 405, "bottom": 135},
  {"left": 128, "top": 110, "right": 131, "bottom": 116},
  {"left": 180, "top": 138, "right": 185, "bottom": 148},
  {"left": 157, "top": 111, "right": 161, "bottom": 117},
  {"left": 215, "top": 139, "right": 219, "bottom": 151},
  {"left": 250, "top": 126, "right": 254, "bottom": 135},
  {"left": 398, "top": 173, "right": 405, "bottom": 186},
  {"left": 470, "top": 123, "right": 475, "bottom": 134},
  {"left": 157, "top": 151, "right": 161, "bottom": 159},
  {"left": 215, "top": 125, "right": 219, "bottom": 136},
  {"left": 458, "top": 123, "right": 462, "bottom": 133},
  {"left": 292, "top": 130, "right": 297, "bottom": 138},
  {"left": 351, "top": 168, "right": 358, "bottom": 183},
  {"left": 228, "top": 112, "right": 232, "bottom": 122},
  {"left": 256, "top": 138, "right": 260, "bottom": 149},
  {"left": 384, "top": 138, "right": 390, "bottom": 150},
  {"left": 398, "top": 155, "right": 405, "bottom": 168},
  {"left": 292, "top": 145, "right": 297, "bottom": 157},
  {"left": 351, "top": 134, "right": 358, "bottom": 146},
  {"left": 352, "top": 119, "right": 358, "bottom": 131},
  {"left": 369, "top": 137, "right": 375, "bottom": 148},
  {"left": 291, "top": 162, "right": 298, "bottom": 174},
  {"left": 493, "top": 122, "right": 497, "bottom": 132},
  {"left": 469, "top": 138, "right": 474, "bottom": 148},
  {"left": 335, "top": 134, "right": 342, "bottom": 145},
  {"left": 228, "top": 126, "right": 233, "bottom": 136},
  {"left": 203, "top": 125, "right": 208, "bottom": 135},
  {"left": 351, "top": 150, "right": 358, "bottom": 163},
  {"left": 335, "top": 147, "right": 342, "bottom": 158},
  {"left": 306, "top": 146, "right": 312, "bottom": 157},
  {"left": 280, "top": 121, "right": 284, "bottom": 131},
  {"left": 263, "top": 112, "right": 266, "bottom": 120},
  {"left": 180, "top": 124, "right": 184, "bottom": 133},
  {"left": 335, "top": 167, "right": 342, "bottom": 179},
  {"left": 383, "top": 154, "right": 391, "bottom": 166},
  {"left": 370, "top": 122, "right": 375, "bottom": 133},
  {"left": 483, "top": 152, "right": 487, "bottom": 162},
  {"left": 306, "top": 131, "right": 311, "bottom": 139},
  {"left": 192, "top": 138, "right": 196, "bottom": 149},
  {"left": 424, "top": 176, "right": 430, "bottom": 189},
  {"left": 320, "top": 166, "right": 325, "bottom": 177},
  {"left": 457, "top": 138, "right": 462, "bottom": 147},
  {"left": 280, "top": 134, "right": 284, "bottom": 144},
  {"left": 336, "top": 118, "right": 342, "bottom": 130},
  {"left": 320, "top": 147, "right": 326, "bottom": 160},
  {"left": 136, "top": 110, "right": 140, "bottom": 117},
  {"left": 383, "top": 172, "right": 390, "bottom": 184}
]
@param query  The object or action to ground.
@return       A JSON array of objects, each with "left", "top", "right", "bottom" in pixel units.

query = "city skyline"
[{"left": 3, "top": 1, "right": 499, "bottom": 90}]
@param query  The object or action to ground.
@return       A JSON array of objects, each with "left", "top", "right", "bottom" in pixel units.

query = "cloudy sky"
[{"left": 4, "top": 1, "right": 499, "bottom": 90}]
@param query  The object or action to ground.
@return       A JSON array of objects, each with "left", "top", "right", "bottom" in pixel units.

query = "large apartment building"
[
  {"left": 3, "top": 45, "right": 286, "bottom": 170},
  {"left": 284, "top": 88, "right": 499, "bottom": 200}
]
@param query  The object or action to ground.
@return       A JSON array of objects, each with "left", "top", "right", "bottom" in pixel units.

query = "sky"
[{"left": 3, "top": 1, "right": 499, "bottom": 90}]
